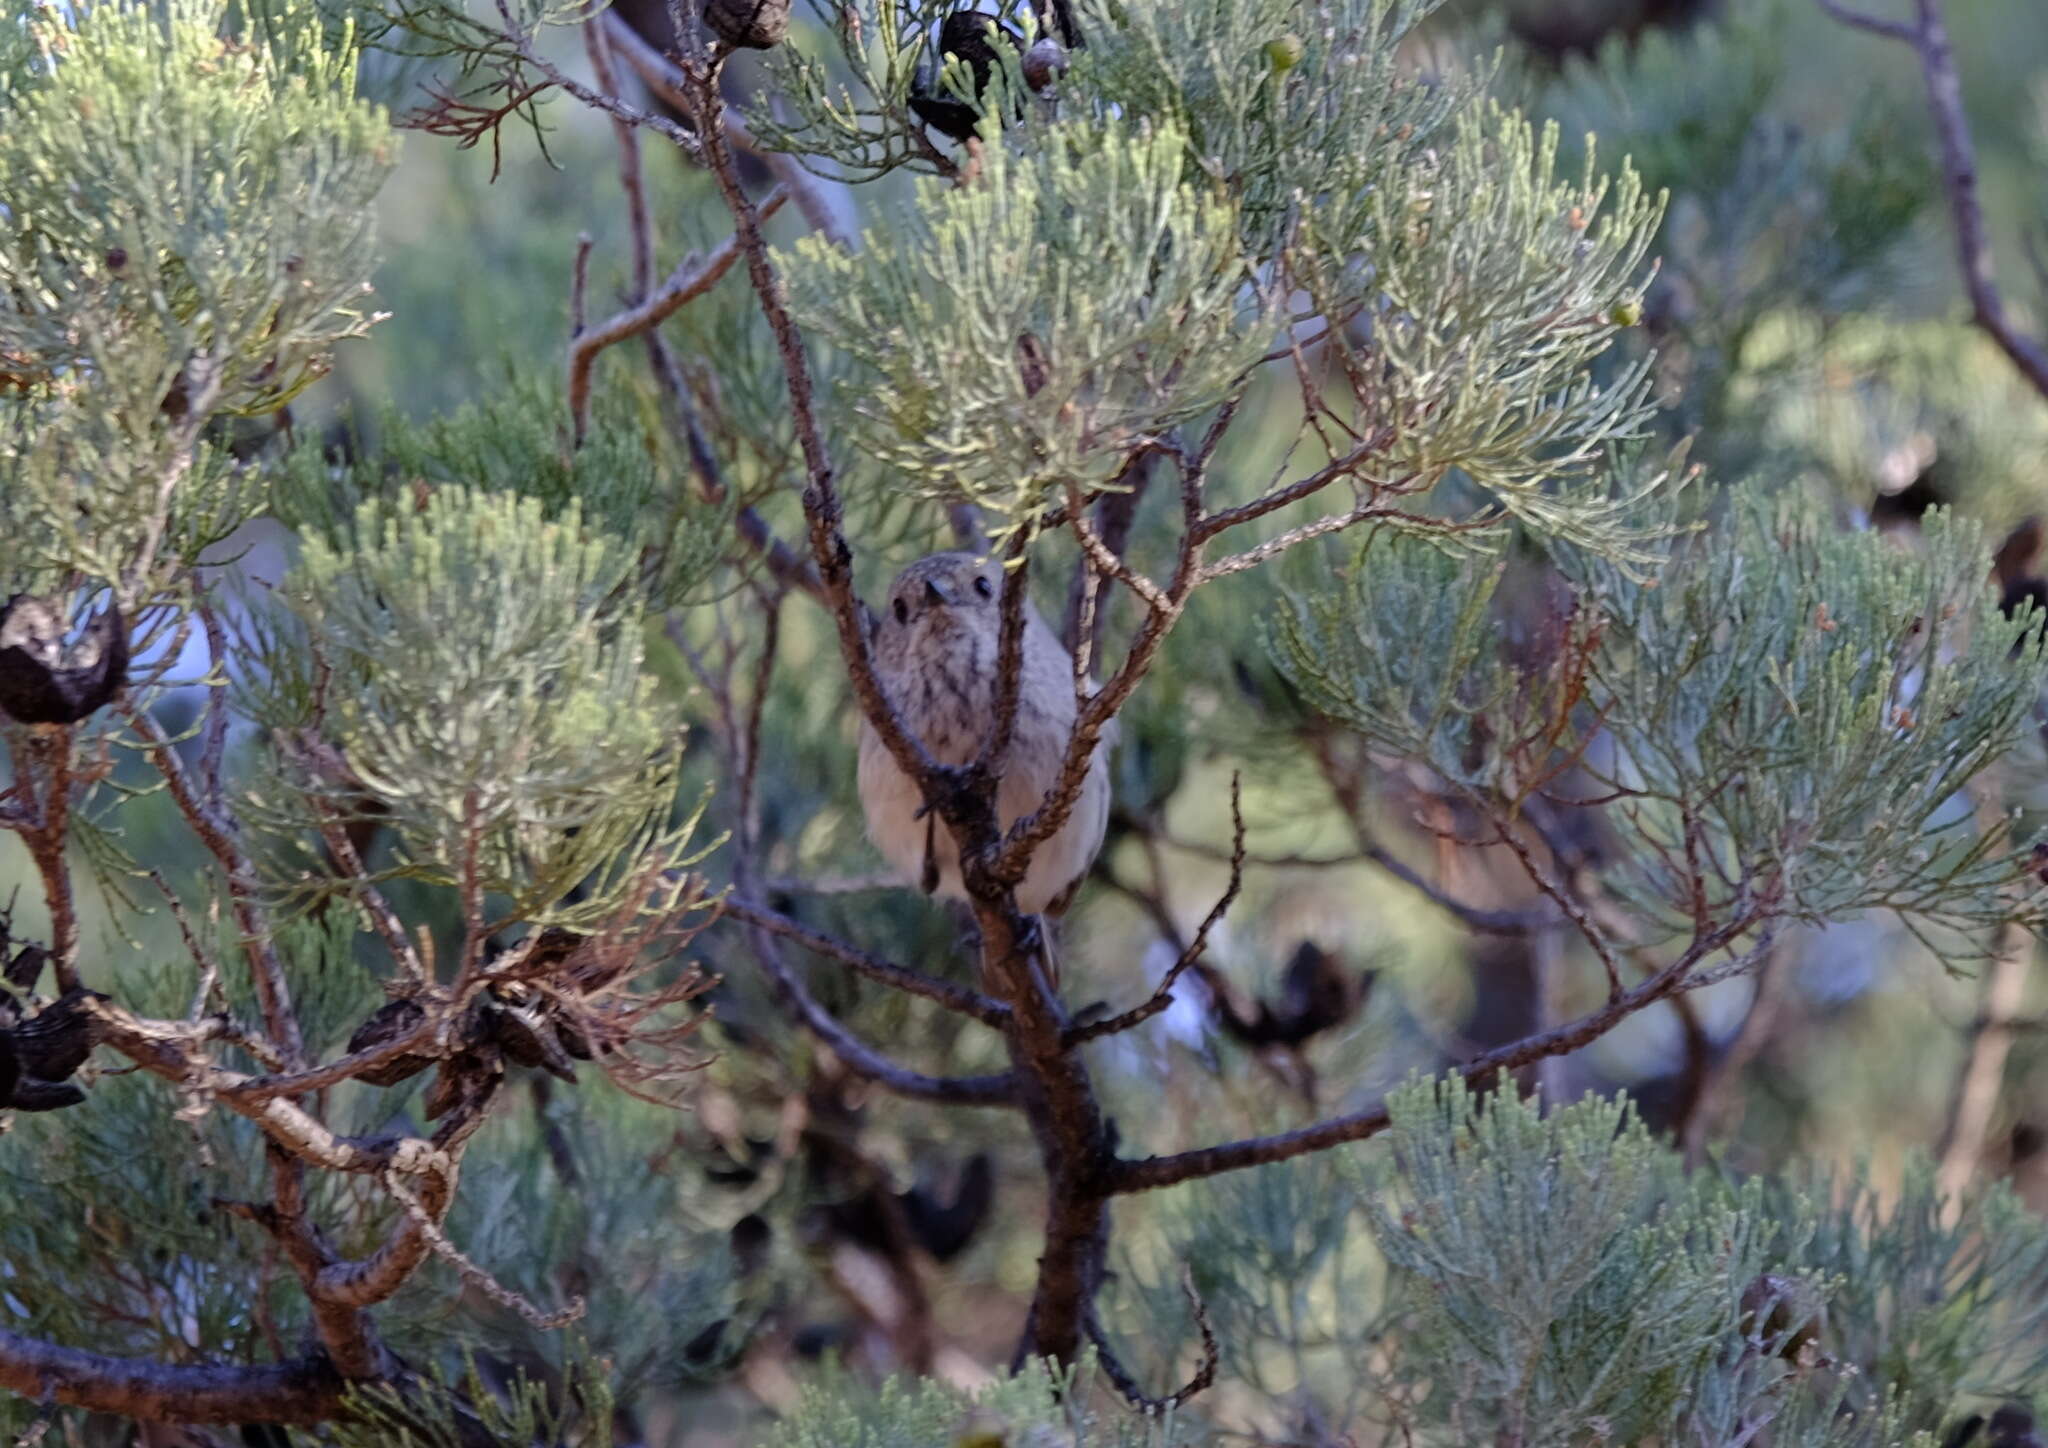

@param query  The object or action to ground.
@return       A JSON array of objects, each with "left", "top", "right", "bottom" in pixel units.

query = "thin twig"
[
  {"left": 1087, "top": 1265, "right": 1219, "bottom": 1415},
  {"left": 1192, "top": 431, "right": 1389, "bottom": 542},
  {"left": 1109, "top": 914, "right": 1766, "bottom": 1194},
  {"left": 567, "top": 190, "right": 787, "bottom": 445},
  {"left": 1068, "top": 778, "right": 1244, "bottom": 1045},
  {"left": 1815, "top": 0, "right": 2048, "bottom": 396},
  {"left": 382, "top": 1172, "right": 585, "bottom": 1329},
  {"left": 128, "top": 706, "right": 305, "bottom": 1069},
  {"left": 721, "top": 898, "right": 1009, "bottom": 1026}
]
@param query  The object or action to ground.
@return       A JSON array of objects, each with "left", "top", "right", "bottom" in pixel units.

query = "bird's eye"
[
  {"left": 892, "top": 597, "right": 909, "bottom": 625},
  {"left": 973, "top": 574, "right": 994, "bottom": 598}
]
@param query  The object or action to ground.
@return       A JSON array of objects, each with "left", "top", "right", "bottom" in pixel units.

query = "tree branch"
[
  {"left": 721, "top": 898, "right": 1009, "bottom": 1025},
  {"left": 738, "top": 920, "right": 1018, "bottom": 1106},
  {"left": 1085, "top": 1265, "right": 1219, "bottom": 1415},
  {"left": 567, "top": 189, "right": 787, "bottom": 446},
  {"left": 1816, "top": 0, "right": 2048, "bottom": 397},
  {"left": 1067, "top": 777, "right": 1244, "bottom": 1046},
  {"left": 128, "top": 704, "right": 305, "bottom": 1069},
  {"left": 0, "top": 1334, "right": 346, "bottom": 1425},
  {"left": 1108, "top": 917, "right": 1765, "bottom": 1194}
]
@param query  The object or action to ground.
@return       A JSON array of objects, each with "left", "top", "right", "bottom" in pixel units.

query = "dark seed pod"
[
  {"left": 423, "top": 1049, "right": 497, "bottom": 1121},
  {"left": 1988, "top": 1404, "right": 2047, "bottom": 1448},
  {"left": 486, "top": 992, "right": 578, "bottom": 1083},
  {"left": 4, "top": 942, "right": 46, "bottom": 990},
  {"left": 9, "top": 987, "right": 105, "bottom": 1082},
  {"left": 909, "top": 10, "right": 1022, "bottom": 142},
  {"left": 1021, "top": 36, "right": 1067, "bottom": 91},
  {"left": 0, "top": 594, "right": 129, "bottom": 726},
  {"left": 556, "top": 1018, "right": 596, "bottom": 1061},
  {"left": 704, "top": 0, "right": 790, "bottom": 48},
  {"left": 1214, "top": 940, "right": 1372, "bottom": 1049},
  {"left": 9, "top": 1076, "right": 87, "bottom": 1111},
  {"left": 1739, "top": 1273, "right": 1826, "bottom": 1359},
  {"left": 345, "top": 998, "right": 434, "bottom": 1088}
]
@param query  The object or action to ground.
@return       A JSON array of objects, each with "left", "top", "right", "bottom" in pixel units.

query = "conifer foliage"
[{"left": 3, "top": 0, "right": 2048, "bottom": 1441}]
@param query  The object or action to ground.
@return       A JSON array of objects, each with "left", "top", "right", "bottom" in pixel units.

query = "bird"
[{"left": 857, "top": 551, "right": 1116, "bottom": 935}]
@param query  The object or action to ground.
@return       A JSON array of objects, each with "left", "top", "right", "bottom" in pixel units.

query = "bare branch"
[
  {"left": 1816, "top": 0, "right": 2048, "bottom": 397},
  {"left": 1067, "top": 777, "right": 1244, "bottom": 1045},
  {"left": 1191, "top": 431, "right": 1391, "bottom": 543},
  {"left": 1108, "top": 917, "right": 1766, "bottom": 1194},
  {"left": 1087, "top": 1265, "right": 1219, "bottom": 1415},
  {"left": 738, "top": 918, "right": 1018, "bottom": 1106},
  {"left": 721, "top": 897, "right": 1009, "bottom": 1025},
  {"left": 979, "top": 530, "right": 1038, "bottom": 784},
  {"left": 567, "top": 189, "right": 788, "bottom": 446},
  {"left": 0, "top": 1332, "right": 347, "bottom": 1425},
  {"left": 569, "top": 233, "right": 593, "bottom": 339},
  {"left": 601, "top": 15, "right": 850, "bottom": 246},
  {"left": 1814, "top": 0, "right": 1919, "bottom": 43},
  {"left": 491, "top": 2, "right": 702, "bottom": 156},
  {"left": 128, "top": 704, "right": 305, "bottom": 1069},
  {"left": 1936, "top": 919, "right": 2033, "bottom": 1204},
  {"left": 381, "top": 1171, "right": 585, "bottom": 1329}
]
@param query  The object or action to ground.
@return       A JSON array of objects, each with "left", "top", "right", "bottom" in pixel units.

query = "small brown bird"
[{"left": 857, "top": 551, "right": 1115, "bottom": 926}]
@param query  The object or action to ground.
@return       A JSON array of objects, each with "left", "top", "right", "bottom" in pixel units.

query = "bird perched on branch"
[{"left": 858, "top": 551, "right": 1115, "bottom": 933}]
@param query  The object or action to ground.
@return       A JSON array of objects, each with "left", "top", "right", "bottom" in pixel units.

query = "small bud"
[
  {"left": 1021, "top": 36, "right": 1066, "bottom": 91},
  {"left": 1265, "top": 33, "right": 1304, "bottom": 72},
  {"left": 1609, "top": 299, "right": 1644, "bottom": 327}
]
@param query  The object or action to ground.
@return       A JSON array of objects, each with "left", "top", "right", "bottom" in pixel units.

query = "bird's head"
[{"left": 881, "top": 551, "right": 1000, "bottom": 645}]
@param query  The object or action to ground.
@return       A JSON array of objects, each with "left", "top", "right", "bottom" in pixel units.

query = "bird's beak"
[{"left": 924, "top": 577, "right": 954, "bottom": 607}]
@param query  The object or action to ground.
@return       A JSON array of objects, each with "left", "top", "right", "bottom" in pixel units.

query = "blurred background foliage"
[{"left": 5, "top": 0, "right": 2048, "bottom": 1442}]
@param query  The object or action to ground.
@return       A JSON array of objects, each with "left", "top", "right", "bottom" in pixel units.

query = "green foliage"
[
  {"left": 1570, "top": 500, "right": 2046, "bottom": 940},
  {"left": 1371, "top": 1080, "right": 1738, "bottom": 1444},
  {"left": 745, "top": 0, "right": 995, "bottom": 182},
  {"left": 237, "top": 486, "right": 709, "bottom": 923},
  {"left": 274, "top": 367, "right": 731, "bottom": 605},
  {"left": 1274, "top": 494, "right": 2048, "bottom": 944},
  {"left": 762, "top": 1357, "right": 1188, "bottom": 1448},
  {"left": 1100, "top": 1079, "right": 2048, "bottom": 1445},
  {"left": 1067, "top": 0, "right": 1461, "bottom": 255},
  {"left": 781, "top": 121, "right": 1265, "bottom": 530},
  {"left": 1345, "top": 105, "right": 1663, "bottom": 533},
  {"left": 1763, "top": 1160, "right": 2048, "bottom": 1434},
  {"left": 0, "top": 0, "right": 392, "bottom": 592},
  {"left": 1523, "top": 0, "right": 1937, "bottom": 475},
  {"left": 316, "top": 1345, "right": 618, "bottom": 1447}
]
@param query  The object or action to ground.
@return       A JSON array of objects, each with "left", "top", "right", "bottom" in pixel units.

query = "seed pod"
[
  {"left": 9, "top": 1076, "right": 87, "bottom": 1111},
  {"left": 1265, "top": 33, "right": 1304, "bottom": 71},
  {"left": 0, "top": 594, "right": 130, "bottom": 727},
  {"left": 423, "top": 1048, "right": 496, "bottom": 1121},
  {"left": 345, "top": 997, "right": 434, "bottom": 1088},
  {"left": 1021, "top": 36, "right": 1067, "bottom": 92},
  {"left": 704, "top": 0, "right": 790, "bottom": 49},
  {"left": 1739, "top": 1273, "right": 1826, "bottom": 1359},
  {"left": 9, "top": 988, "right": 104, "bottom": 1082},
  {"left": 486, "top": 990, "right": 578, "bottom": 1083},
  {"left": 4, "top": 942, "right": 47, "bottom": 990}
]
